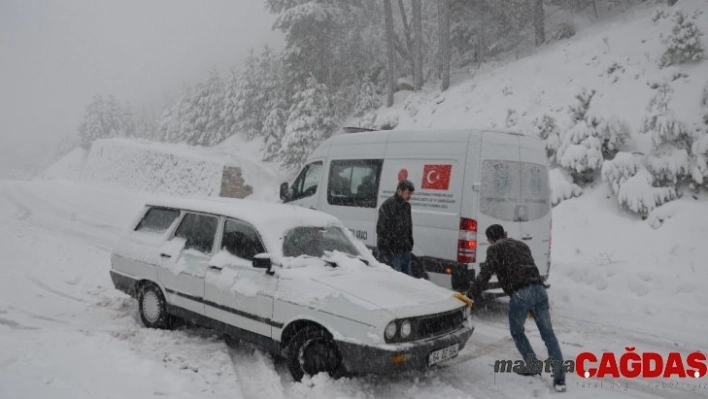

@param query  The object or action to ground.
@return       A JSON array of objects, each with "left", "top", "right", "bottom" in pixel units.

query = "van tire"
[
  {"left": 138, "top": 283, "right": 171, "bottom": 329},
  {"left": 287, "top": 326, "right": 343, "bottom": 382}
]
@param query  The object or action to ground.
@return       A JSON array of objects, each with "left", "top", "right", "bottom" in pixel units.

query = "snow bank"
[
  {"left": 79, "top": 139, "right": 224, "bottom": 196},
  {"left": 39, "top": 137, "right": 287, "bottom": 201},
  {"left": 549, "top": 168, "right": 583, "bottom": 206}
]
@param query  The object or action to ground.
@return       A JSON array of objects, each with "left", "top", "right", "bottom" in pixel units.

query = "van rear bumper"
[{"left": 414, "top": 256, "right": 473, "bottom": 292}]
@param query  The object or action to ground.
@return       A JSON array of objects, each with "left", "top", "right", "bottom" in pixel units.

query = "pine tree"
[
  {"left": 659, "top": 10, "right": 704, "bottom": 68},
  {"left": 220, "top": 68, "right": 240, "bottom": 143},
  {"left": 262, "top": 106, "right": 287, "bottom": 162},
  {"left": 232, "top": 50, "right": 262, "bottom": 140},
  {"left": 280, "top": 77, "right": 332, "bottom": 169},
  {"left": 78, "top": 94, "right": 132, "bottom": 148},
  {"left": 641, "top": 82, "right": 694, "bottom": 189},
  {"left": 354, "top": 76, "right": 381, "bottom": 116}
]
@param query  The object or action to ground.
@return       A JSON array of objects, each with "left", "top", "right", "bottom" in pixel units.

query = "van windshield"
[
  {"left": 282, "top": 226, "right": 361, "bottom": 258},
  {"left": 480, "top": 160, "right": 550, "bottom": 222}
]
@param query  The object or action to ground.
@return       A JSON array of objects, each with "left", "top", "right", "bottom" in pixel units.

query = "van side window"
[
  {"left": 221, "top": 219, "right": 265, "bottom": 261},
  {"left": 327, "top": 159, "right": 383, "bottom": 208},
  {"left": 290, "top": 161, "right": 323, "bottom": 201},
  {"left": 173, "top": 213, "right": 218, "bottom": 254},
  {"left": 135, "top": 207, "right": 180, "bottom": 234}
]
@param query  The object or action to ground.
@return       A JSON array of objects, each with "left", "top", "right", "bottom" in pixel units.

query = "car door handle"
[
  {"left": 160, "top": 253, "right": 171, "bottom": 258},
  {"left": 521, "top": 235, "right": 533, "bottom": 241},
  {"left": 208, "top": 265, "right": 224, "bottom": 271}
]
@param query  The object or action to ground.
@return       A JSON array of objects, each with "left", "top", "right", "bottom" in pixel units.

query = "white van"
[{"left": 279, "top": 128, "right": 552, "bottom": 295}]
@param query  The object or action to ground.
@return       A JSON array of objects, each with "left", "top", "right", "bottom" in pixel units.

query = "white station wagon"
[{"left": 110, "top": 196, "right": 474, "bottom": 381}]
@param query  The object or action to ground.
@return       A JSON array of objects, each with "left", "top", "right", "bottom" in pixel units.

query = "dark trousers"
[
  {"left": 377, "top": 249, "right": 412, "bottom": 276},
  {"left": 508, "top": 283, "right": 565, "bottom": 383}
]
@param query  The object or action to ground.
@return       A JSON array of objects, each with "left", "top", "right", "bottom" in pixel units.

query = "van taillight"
[{"left": 457, "top": 218, "right": 477, "bottom": 263}]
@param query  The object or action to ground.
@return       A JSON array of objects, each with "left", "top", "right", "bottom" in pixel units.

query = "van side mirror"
[
  {"left": 253, "top": 253, "right": 274, "bottom": 275},
  {"left": 280, "top": 182, "right": 290, "bottom": 201}
]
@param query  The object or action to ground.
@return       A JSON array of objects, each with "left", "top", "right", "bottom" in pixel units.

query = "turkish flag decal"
[{"left": 421, "top": 164, "right": 452, "bottom": 190}]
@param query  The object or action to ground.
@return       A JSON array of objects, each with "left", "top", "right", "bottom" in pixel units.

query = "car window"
[
  {"left": 135, "top": 207, "right": 180, "bottom": 233},
  {"left": 282, "top": 226, "right": 360, "bottom": 258},
  {"left": 173, "top": 213, "right": 218, "bottom": 254},
  {"left": 327, "top": 159, "right": 382, "bottom": 208},
  {"left": 290, "top": 161, "right": 323, "bottom": 201},
  {"left": 221, "top": 219, "right": 265, "bottom": 261}
]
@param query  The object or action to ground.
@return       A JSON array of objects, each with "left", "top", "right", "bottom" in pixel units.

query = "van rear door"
[
  {"left": 518, "top": 135, "right": 552, "bottom": 276},
  {"left": 476, "top": 132, "right": 523, "bottom": 263},
  {"left": 477, "top": 132, "right": 551, "bottom": 277}
]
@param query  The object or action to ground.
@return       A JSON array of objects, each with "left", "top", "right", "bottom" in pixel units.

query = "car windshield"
[{"left": 282, "top": 225, "right": 360, "bottom": 258}]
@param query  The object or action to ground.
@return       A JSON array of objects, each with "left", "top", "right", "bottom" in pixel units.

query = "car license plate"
[{"left": 427, "top": 343, "right": 459, "bottom": 367}]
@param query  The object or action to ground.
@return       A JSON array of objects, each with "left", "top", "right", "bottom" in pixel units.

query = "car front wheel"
[
  {"left": 138, "top": 283, "right": 170, "bottom": 329},
  {"left": 287, "top": 327, "right": 343, "bottom": 382}
]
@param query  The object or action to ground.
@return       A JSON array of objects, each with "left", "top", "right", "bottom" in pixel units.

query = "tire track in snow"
[
  {"left": 26, "top": 273, "right": 87, "bottom": 303},
  {"left": 2, "top": 185, "right": 115, "bottom": 252},
  {"left": 227, "top": 344, "right": 287, "bottom": 399}
]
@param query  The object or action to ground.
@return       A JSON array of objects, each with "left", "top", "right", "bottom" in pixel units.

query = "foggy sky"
[{"left": 0, "top": 0, "right": 282, "bottom": 177}]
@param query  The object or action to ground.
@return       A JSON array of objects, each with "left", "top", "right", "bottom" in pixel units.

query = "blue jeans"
[
  {"left": 509, "top": 284, "right": 565, "bottom": 383},
  {"left": 378, "top": 250, "right": 412, "bottom": 276}
]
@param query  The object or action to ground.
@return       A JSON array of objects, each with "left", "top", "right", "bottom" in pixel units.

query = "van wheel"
[
  {"left": 138, "top": 283, "right": 171, "bottom": 329},
  {"left": 287, "top": 327, "right": 343, "bottom": 382}
]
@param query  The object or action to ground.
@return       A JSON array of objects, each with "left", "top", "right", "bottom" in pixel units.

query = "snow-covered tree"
[
  {"left": 78, "top": 94, "right": 133, "bottom": 148},
  {"left": 617, "top": 168, "right": 677, "bottom": 219},
  {"left": 262, "top": 106, "right": 288, "bottom": 162},
  {"left": 354, "top": 76, "right": 381, "bottom": 116},
  {"left": 569, "top": 88, "right": 596, "bottom": 123},
  {"left": 533, "top": 114, "right": 561, "bottom": 164},
  {"left": 601, "top": 152, "right": 642, "bottom": 196},
  {"left": 701, "top": 81, "right": 708, "bottom": 125},
  {"left": 641, "top": 81, "right": 695, "bottom": 189},
  {"left": 232, "top": 50, "right": 264, "bottom": 140},
  {"left": 597, "top": 115, "right": 632, "bottom": 160},
  {"left": 280, "top": 77, "right": 333, "bottom": 169},
  {"left": 220, "top": 68, "right": 241, "bottom": 142},
  {"left": 188, "top": 68, "right": 225, "bottom": 146},
  {"left": 557, "top": 120, "right": 604, "bottom": 184},
  {"left": 659, "top": 10, "right": 704, "bottom": 68},
  {"left": 691, "top": 133, "right": 708, "bottom": 189},
  {"left": 160, "top": 85, "right": 194, "bottom": 144}
]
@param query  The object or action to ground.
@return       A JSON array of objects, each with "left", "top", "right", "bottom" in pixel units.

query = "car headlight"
[
  {"left": 400, "top": 320, "right": 412, "bottom": 339},
  {"left": 385, "top": 321, "right": 397, "bottom": 340},
  {"left": 464, "top": 306, "right": 471, "bottom": 320}
]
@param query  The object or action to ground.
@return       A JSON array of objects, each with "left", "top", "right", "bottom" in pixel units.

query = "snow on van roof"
[{"left": 327, "top": 127, "right": 526, "bottom": 144}]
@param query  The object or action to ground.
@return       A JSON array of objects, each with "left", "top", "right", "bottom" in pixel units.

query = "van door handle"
[
  {"left": 160, "top": 253, "right": 171, "bottom": 258},
  {"left": 521, "top": 235, "right": 533, "bottom": 241},
  {"left": 208, "top": 265, "right": 224, "bottom": 271}
]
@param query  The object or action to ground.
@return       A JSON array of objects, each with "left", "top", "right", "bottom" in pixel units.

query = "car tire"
[
  {"left": 138, "top": 283, "right": 171, "bottom": 329},
  {"left": 287, "top": 327, "right": 343, "bottom": 382}
]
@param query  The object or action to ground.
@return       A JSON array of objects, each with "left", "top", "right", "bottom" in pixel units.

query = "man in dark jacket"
[
  {"left": 469, "top": 224, "right": 566, "bottom": 393},
  {"left": 376, "top": 180, "right": 414, "bottom": 276}
]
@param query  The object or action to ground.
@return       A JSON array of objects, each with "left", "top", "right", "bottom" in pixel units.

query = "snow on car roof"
[
  {"left": 143, "top": 195, "right": 344, "bottom": 253},
  {"left": 146, "top": 195, "right": 338, "bottom": 226}
]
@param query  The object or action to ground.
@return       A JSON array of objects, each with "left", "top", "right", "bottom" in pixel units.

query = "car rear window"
[
  {"left": 135, "top": 207, "right": 180, "bottom": 233},
  {"left": 480, "top": 160, "right": 549, "bottom": 221}
]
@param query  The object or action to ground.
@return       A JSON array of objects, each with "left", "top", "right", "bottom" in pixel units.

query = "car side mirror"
[
  {"left": 253, "top": 253, "right": 274, "bottom": 275},
  {"left": 280, "top": 182, "right": 290, "bottom": 201}
]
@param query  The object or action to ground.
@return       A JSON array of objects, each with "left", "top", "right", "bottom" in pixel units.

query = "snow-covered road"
[{"left": 1, "top": 180, "right": 705, "bottom": 399}]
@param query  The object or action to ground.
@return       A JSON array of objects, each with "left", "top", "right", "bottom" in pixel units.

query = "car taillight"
[{"left": 457, "top": 218, "right": 477, "bottom": 263}]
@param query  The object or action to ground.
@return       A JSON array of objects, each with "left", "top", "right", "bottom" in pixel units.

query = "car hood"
[{"left": 277, "top": 255, "right": 463, "bottom": 317}]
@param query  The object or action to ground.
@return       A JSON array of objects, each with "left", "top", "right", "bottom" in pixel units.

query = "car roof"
[{"left": 144, "top": 195, "right": 340, "bottom": 228}]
